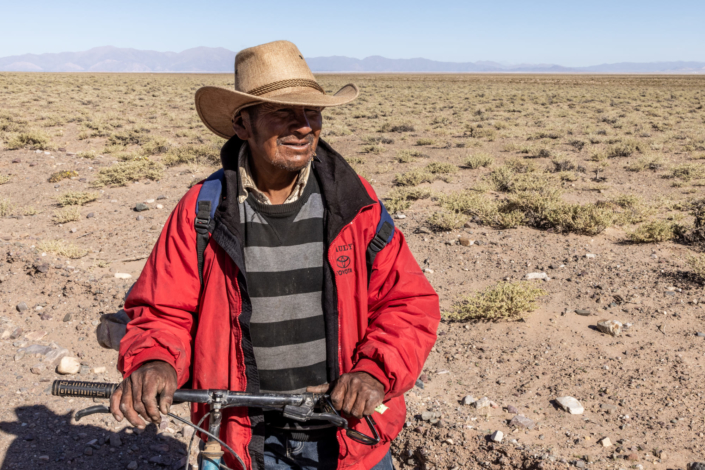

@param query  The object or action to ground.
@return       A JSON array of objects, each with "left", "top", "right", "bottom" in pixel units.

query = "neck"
[{"left": 248, "top": 149, "right": 301, "bottom": 205}]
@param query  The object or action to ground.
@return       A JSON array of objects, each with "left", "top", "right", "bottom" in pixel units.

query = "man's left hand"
[{"left": 307, "top": 372, "right": 384, "bottom": 419}]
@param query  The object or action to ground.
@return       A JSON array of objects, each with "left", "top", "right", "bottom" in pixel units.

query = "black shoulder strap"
[
  {"left": 194, "top": 169, "right": 224, "bottom": 285},
  {"left": 366, "top": 200, "right": 395, "bottom": 285}
]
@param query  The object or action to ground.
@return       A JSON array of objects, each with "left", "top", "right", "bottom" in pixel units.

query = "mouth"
[{"left": 280, "top": 141, "right": 311, "bottom": 151}]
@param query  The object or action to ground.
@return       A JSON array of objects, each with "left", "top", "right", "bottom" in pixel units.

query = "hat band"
[{"left": 246, "top": 79, "right": 325, "bottom": 97}]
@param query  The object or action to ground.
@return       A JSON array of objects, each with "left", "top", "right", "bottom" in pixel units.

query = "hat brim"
[{"left": 195, "top": 84, "right": 359, "bottom": 139}]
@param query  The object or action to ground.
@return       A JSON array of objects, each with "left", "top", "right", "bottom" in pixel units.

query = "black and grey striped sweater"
[{"left": 239, "top": 175, "right": 327, "bottom": 395}]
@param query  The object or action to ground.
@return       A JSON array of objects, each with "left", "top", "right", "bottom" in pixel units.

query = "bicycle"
[{"left": 52, "top": 380, "right": 380, "bottom": 470}]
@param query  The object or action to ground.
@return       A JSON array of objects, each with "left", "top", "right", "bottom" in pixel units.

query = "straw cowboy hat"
[{"left": 195, "top": 40, "right": 359, "bottom": 139}]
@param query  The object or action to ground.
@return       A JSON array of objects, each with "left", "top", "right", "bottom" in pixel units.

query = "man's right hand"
[{"left": 109, "top": 360, "right": 177, "bottom": 429}]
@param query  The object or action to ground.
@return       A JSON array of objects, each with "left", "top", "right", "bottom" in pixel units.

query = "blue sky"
[{"left": 1, "top": 0, "right": 703, "bottom": 66}]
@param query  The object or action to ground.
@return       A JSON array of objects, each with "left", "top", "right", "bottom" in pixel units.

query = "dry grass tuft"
[
  {"left": 669, "top": 163, "right": 705, "bottom": 181},
  {"left": 625, "top": 155, "right": 665, "bottom": 172},
  {"left": 627, "top": 220, "right": 676, "bottom": 243},
  {"left": 0, "top": 198, "right": 14, "bottom": 217},
  {"left": 163, "top": 144, "right": 220, "bottom": 167},
  {"left": 57, "top": 191, "right": 100, "bottom": 206},
  {"left": 37, "top": 240, "right": 88, "bottom": 259},
  {"left": 384, "top": 187, "right": 432, "bottom": 213},
  {"left": 48, "top": 170, "right": 79, "bottom": 183},
  {"left": 396, "top": 149, "right": 425, "bottom": 163},
  {"left": 93, "top": 160, "right": 164, "bottom": 187},
  {"left": 427, "top": 210, "right": 469, "bottom": 231},
  {"left": 0, "top": 175, "right": 12, "bottom": 185},
  {"left": 448, "top": 281, "right": 547, "bottom": 322},
  {"left": 4, "top": 130, "right": 53, "bottom": 150},
  {"left": 52, "top": 207, "right": 81, "bottom": 224},
  {"left": 687, "top": 253, "right": 705, "bottom": 281},
  {"left": 394, "top": 168, "right": 435, "bottom": 187},
  {"left": 464, "top": 153, "right": 493, "bottom": 169},
  {"left": 426, "top": 162, "right": 458, "bottom": 174}
]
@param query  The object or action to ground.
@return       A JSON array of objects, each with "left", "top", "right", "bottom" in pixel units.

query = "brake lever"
[{"left": 75, "top": 405, "right": 111, "bottom": 422}]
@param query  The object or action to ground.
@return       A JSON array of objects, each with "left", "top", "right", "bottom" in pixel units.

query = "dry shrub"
[
  {"left": 416, "top": 138, "right": 435, "bottom": 146},
  {"left": 384, "top": 187, "right": 431, "bottom": 213},
  {"left": 448, "top": 281, "right": 547, "bottom": 322},
  {"left": 57, "top": 191, "right": 100, "bottom": 206},
  {"left": 627, "top": 220, "right": 676, "bottom": 243},
  {"left": 77, "top": 150, "right": 96, "bottom": 159},
  {"left": 5, "top": 131, "right": 52, "bottom": 150},
  {"left": 48, "top": 170, "right": 79, "bottom": 183},
  {"left": 23, "top": 206, "right": 39, "bottom": 216},
  {"left": 107, "top": 127, "right": 152, "bottom": 146},
  {"left": 426, "top": 162, "right": 457, "bottom": 174},
  {"left": 464, "top": 153, "right": 493, "bottom": 169},
  {"left": 625, "top": 155, "right": 664, "bottom": 172},
  {"left": 606, "top": 139, "right": 644, "bottom": 158},
  {"left": 141, "top": 136, "right": 171, "bottom": 155},
  {"left": 427, "top": 210, "right": 469, "bottom": 231},
  {"left": 361, "top": 144, "right": 385, "bottom": 154},
  {"left": 93, "top": 160, "right": 163, "bottom": 187},
  {"left": 669, "top": 163, "right": 705, "bottom": 181},
  {"left": 0, "top": 175, "right": 11, "bottom": 185},
  {"left": 37, "top": 240, "right": 87, "bottom": 259},
  {"left": 53, "top": 207, "right": 81, "bottom": 224},
  {"left": 0, "top": 198, "right": 14, "bottom": 217},
  {"left": 379, "top": 122, "right": 415, "bottom": 133},
  {"left": 394, "top": 168, "right": 434, "bottom": 186},
  {"left": 396, "top": 149, "right": 425, "bottom": 163},
  {"left": 687, "top": 253, "right": 705, "bottom": 281},
  {"left": 610, "top": 194, "right": 655, "bottom": 225},
  {"left": 163, "top": 144, "right": 220, "bottom": 167},
  {"left": 549, "top": 157, "right": 576, "bottom": 173}
]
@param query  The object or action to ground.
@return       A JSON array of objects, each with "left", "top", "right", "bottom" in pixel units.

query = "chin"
[{"left": 273, "top": 152, "right": 313, "bottom": 172}]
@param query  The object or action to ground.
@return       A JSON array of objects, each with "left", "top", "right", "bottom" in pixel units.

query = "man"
[{"left": 110, "top": 40, "right": 439, "bottom": 470}]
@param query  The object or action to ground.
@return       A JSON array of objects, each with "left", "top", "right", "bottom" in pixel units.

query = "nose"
[{"left": 292, "top": 108, "right": 313, "bottom": 136}]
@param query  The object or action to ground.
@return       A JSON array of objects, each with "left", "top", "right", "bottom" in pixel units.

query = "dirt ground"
[{"left": 0, "top": 73, "right": 704, "bottom": 470}]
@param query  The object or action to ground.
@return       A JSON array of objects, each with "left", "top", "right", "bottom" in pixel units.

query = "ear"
[{"left": 232, "top": 110, "right": 253, "bottom": 140}]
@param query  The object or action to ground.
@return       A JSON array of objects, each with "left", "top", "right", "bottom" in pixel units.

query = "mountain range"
[{"left": 1, "top": 46, "right": 704, "bottom": 74}]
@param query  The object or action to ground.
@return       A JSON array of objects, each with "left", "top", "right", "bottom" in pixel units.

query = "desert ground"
[{"left": 0, "top": 72, "right": 704, "bottom": 470}]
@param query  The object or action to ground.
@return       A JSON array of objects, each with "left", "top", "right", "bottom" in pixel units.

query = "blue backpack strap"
[
  {"left": 195, "top": 169, "right": 224, "bottom": 285},
  {"left": 366, "top": 200, "right": 395, "bottom": 285}
]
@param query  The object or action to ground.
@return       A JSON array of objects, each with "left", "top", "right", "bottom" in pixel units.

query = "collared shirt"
[{"left": 237, "top": 142, "right": 311, "bottom": 205}]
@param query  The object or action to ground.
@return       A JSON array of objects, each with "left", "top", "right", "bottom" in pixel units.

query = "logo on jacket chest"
[{"left": 334, "top": 244, "right": 354, "bottom": 275}]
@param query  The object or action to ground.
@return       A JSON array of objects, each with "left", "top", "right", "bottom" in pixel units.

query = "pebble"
[
  {"left": 526, "top": 272, "right": 548, "bottom": 280},
  {"left": 475, "top": 397, "right": 491, "bottom": 409},
  {"left": 110, "top": 433, "right": 122, "bottom": 447},
  {"left": 626, "top": 453, "right": 638, "bottom": 461},
  {"left": 157, "top": 195, "right": 167, "bottom": 200},
  {"left": 156, "top": 204, "right": 164, "bottom": 209},
  {"left": 600, "top": 403, "right": 618, "bottom": 413},
  {"left": 30, "top": 363, "right": 46, "bottom": 375},
  {"left": 394, "top": 213, "right": 406, "bottom": 219},
  {"left": 556, "top": 396, "right": 584, "bottom": 415},
  {"left": 506, "top": 405, "right": 519, "bottom": 414},
  {"left": 461, "top": 395, "right": 476, "bottom": 406},
  {"left": 63, "top": 313, "right": 72, "bottom": 322},
  {"left": 86, "top": 212, "right": 95, "bottom": 218},
  {"left": 24, "top": 331, "right": 47, "bottom": 341},
  {"left": 596, "top": 319, "right": 623, "bottom": 336},
  {"left": 84, "top": 446, "right": 93, "bottom": 456},
  {"left": 145, "top": 199, "right": 155, "bottom": 204},
  {"left": 490, "top": 430, "right": 504, "bottom": 443},
  {"left": 575, "top": 309, "right": 592, "bottom": 316},
  {"left": 414, "top": 378, "right": 424, "bottom": 389},
  {"left": 509, "top": 415, "right": 535, "bottom": 430},
  {"left": 115, "top": 273, "right": 132, "bottom": 279},
  {"left": 458, "top": 235, "right": 474, "bottom": 246},
  {"left": 126, "top": 461, "right": 138, "bottom": 470},
  {"left": 423, "top": 268, "right": 434, "bottom": 274},
  {"left": 134, "top": 203, "right": 149, "bottom": 212},
  {"left": 585, "top": 253, "right": 597, "bottom": 259},
  {"left": 57, "top": 356, "right": 81, "bottom": 375},
  {"left": 696, "top": 332, "right": 705, "bottom": 338},
  {"left": 600, "top": 437, "right": 612, "bottom": 447},
  {"left": 94, "top": 366, "right": 106, "bottom": 374},
  {"left": 575, "top": 460, "right": 586, "bottom": 468},
  {"left": 16, "top": 302, "right": 28, "bottom": 313},
  {"left": 136, "top": 215, "right": 144, "bottom": 221}
]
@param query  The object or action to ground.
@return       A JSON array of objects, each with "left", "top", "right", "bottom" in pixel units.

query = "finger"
[
  {"left": 159, "top": 375, "right": 177, "bottom": 416},
  {"left": 342, "top": 380, "right": 359, "bottom": 416},
  {"left": 131, "top": 375, "right": 151, "bottom": 426},
  {"left": 350, "top": 391, "right": 368, "bottom": 419},
  {"left": 363, "top": 394, "right": 381, "bottom": 417},
  {"left": 306, "top": 383, "right": 330, "bottom": 394},
  {"left": 120, "top": 380, "right": 145, "bottom": 428},
  {"left": 142, "top": 379, "right": 163, "bottom": 424},
  {"left": 110, "top": 384, "right": 124, "bottom": 421},
  {"left": 330, "top": 379, "right": 347, "bottom": 410}
]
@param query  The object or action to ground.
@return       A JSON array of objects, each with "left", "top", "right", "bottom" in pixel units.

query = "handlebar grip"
[{"left": 52, "top": 380, "right": 119, "bottom": 399}]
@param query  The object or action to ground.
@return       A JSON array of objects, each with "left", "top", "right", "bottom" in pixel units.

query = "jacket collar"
[{"left": 215, "top": 136, "right": 375, "bottom": 245}]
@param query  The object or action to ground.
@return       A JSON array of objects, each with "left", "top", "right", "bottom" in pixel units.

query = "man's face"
[{"left": 242, "top": 103, "right": 323, "bottom": 172}]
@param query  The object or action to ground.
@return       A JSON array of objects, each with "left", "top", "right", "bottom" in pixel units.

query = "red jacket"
[{"left": 118, "top": 138, "right": 440, "bottom": 470}]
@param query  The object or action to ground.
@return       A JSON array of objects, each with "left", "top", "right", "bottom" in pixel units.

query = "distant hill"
[{"left": 1, "top": 46, "right": 704, "bottom": 74}]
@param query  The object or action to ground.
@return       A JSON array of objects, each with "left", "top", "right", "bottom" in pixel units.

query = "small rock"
[
  {"left": 575, "top": 460, "right": 586, "bottom": 468},
  {"left": 12, "top": 158, "right": 21, "bottom": 164},
  {"left": 423, "top": 268, "right": 434, "bottom": 274},
  {"left": 94, "top": 366, "right": 107, "bottom": 374},
  {"left": 38, "top": 456, "right": 49, "bottom": 461},
  {"left": 444, "top": 438, "right": 454, "bottom": 445},
  {"left": 414, "top": 378, "right": 424, "bottom": 389},
  {"left": 156, "top": 204, "right": 164, "bottom": 210},
  {"left": 600, "top": 403, "right": 618, "bottom": 413},
  {"left": 145, "top": 199, "right": 155, "bottom": 204},
  {"left": 526, "top": 272, "right": 548, "bottom": 280},
  {"left": 157, "top": 195, "right": 167, "bottom": 200},
  {"left": 696, "top": 332, "right": 705, "bottom": 338},
  {"left": 596, "top": 319, "right": 623, "bottom": 336},
  {"left": 575, "top": 309, "right": 592, "bottom": 316},
  {"left": 127, "top": 461, "right": 138, "bottom": 470},
  {"left": 16, "top": 302, "right": 28, "bottom": 313},
  {"left": 458, "top": 236, "right": 474, "bottom": 247},
  {"left": 556, "top": 396, "right": 584, "bottom": 415},
  {"left": 421, "top": 411, "right": 435, "bottom": 421},
  {"left": 43, "top": 347, "right": 69, "bottom": 366},
  {"left": 586, "top": 253, "right": 597, "bottom": 259},
  {"left": 84, "top": 446, "right": 93, "bottom": 456},
  {"left": 86, "top": 212, "right": 95, "bottom": 219},
  {"left": 490, "top": 430, "right": 504, "bottom": 443},
  {"left": 134, "top": 203, "right": 149, "bottom": 212},
  {"left": 461, "top": 395, "right": 476, "bottom": 406},
  {"left": 63, "top": 313, "right": 72, "bottom": 322},
  {"left": 114, "top": 273, "right": 132, "bottom": 279},
  {"left": 506, "top": 405, "right": 519, "bottom": 414},
  {"left": 475, "top": 397, "right": 491, "bottom": 409},
  {"left": 394, "top": 213, "right": 406, "bottom": 219},
  {"left": 136, "top": 215, "right": 144, "bottom": 221},
  {"left": 57, "top": 356, "right": 81, "bottom": 375},
  {"left": 30, "top": 363, "right": 46, "bottom": 375},
  {"left": 181, "top": 427, "right": 195, "bottom": 440},
  {"left": 150, "top": 443, "right": 169, "bottom": 453},
  {"left": 40, "top": 312, "right": 53, "bottom": 321},
  {"left": 626, "top": 453, "right": 638, "bottom": 461},
  {"left": 24, "top": 331, "right": 47, "bottom": 341},
  {"left": 418, "top": 373, "right": 428, "bottom": 383},
  {"left": 110, "top": 433, "right": 122, "bottom": 447},
  {"left": 509, "top": 415, "right": 535, "bottom": 430},
  {"left": 600, "top": 437, "right": 612, "bottom": 447},
  {"left": 79, "top": 364, "right": 91, "bottom": 375}
]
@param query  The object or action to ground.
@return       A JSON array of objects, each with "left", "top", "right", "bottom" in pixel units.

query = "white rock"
[
  {"left": 474, "top": 397, "right": 491, "bottom": 409},
  {"left": 461, "top": 395, "right": 476, "bottom": 406},
  {"left": 423, "top": 268, "right": 434, "bottom": 274},
  {"left": 114, "top": 273, "right": 132, "bottom": 279},
  {"left": 156, "top": 204, "right": 164, "bottom": 210},
  {"left": 556, "top": 396, "right": 584, "bottom": 415},
  {"left": 394, "top": 213, "right": 406, "bottom": 219},
  {"left": 600, "top": 437, "right": 612, "bottom": 447},
  {"left": 490, "top": 430, "right": 504, "bottom": 443},
  {"left": 57, "top": 356, "right": 81, "bottom": 375},
  {"left": 93, "top": 366, "right": 107, "bottom": 374},
  {"left": 585, "top": 253, "right": 597, "bottom": 259},
  {"left": 145, "top": 199, "right": 155, "bottom": 204},
  {"left": 596, "top": 319, "right": 623, "bottom": 337},
  {"left": 526, "top": 272, "right": 548, "bottom": 280}
]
